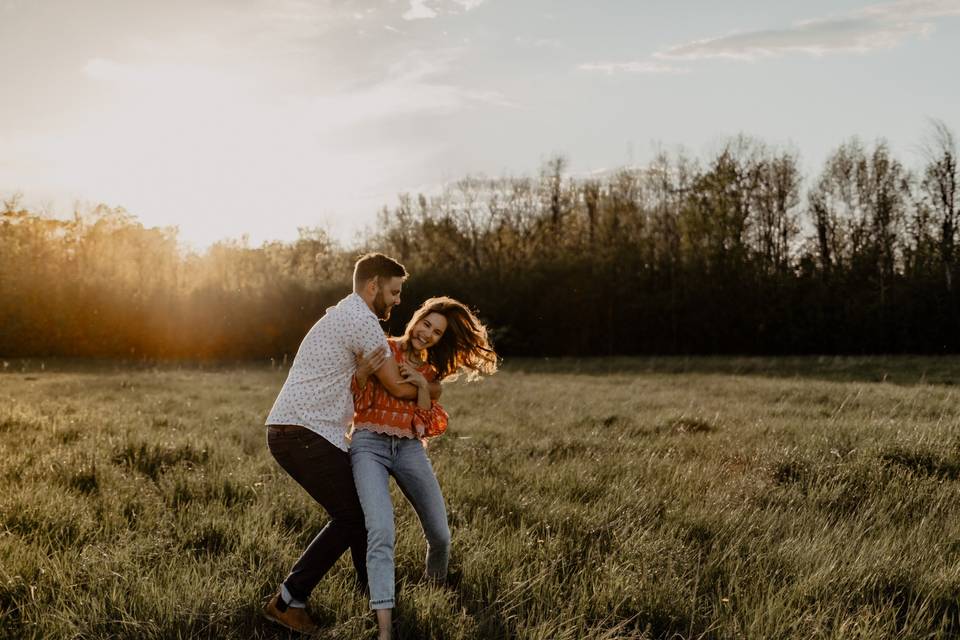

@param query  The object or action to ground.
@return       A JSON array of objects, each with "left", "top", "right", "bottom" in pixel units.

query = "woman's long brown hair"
[{"left": 402, "top": 297, "right": 498, "bottom": 381}]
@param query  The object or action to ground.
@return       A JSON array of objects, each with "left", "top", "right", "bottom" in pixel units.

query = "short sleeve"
[{"left": 352, "top": 313, "right": 390, "bottom": 356}]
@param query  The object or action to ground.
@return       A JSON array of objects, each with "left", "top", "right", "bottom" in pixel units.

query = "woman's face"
[{"left": 410, "top": 312, "right": 448, "bottom": 351}]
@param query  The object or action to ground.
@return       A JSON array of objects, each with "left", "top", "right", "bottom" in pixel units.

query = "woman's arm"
[
  {"left": 400, "top": 362, "right": 431, "bottom": 410},
  {"left": 415, "top": 381, "right": 431, "bottom": 410},
  {"left": 414, "top": 401, "right": 449, "bottom": 439}
]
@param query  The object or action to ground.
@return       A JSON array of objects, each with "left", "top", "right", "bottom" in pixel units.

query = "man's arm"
[
  {"left": 354, "top": 315, "right": 442, "bottom": 400},
  {"left": 373, "top": 357, "right": 443, "bottom": 400},
  {"left": 372, "top": 356, "right": 420, "bottom": 400}
]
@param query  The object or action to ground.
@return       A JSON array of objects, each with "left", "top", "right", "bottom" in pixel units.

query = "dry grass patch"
[{"left": 1, "top": 358, "right": 960, "bottom": 638}]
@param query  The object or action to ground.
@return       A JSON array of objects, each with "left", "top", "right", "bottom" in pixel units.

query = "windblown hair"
[
  {"left": 352, "top": 253, "right": 407, "bottom": 291},
  {"left": 403, "top": 297, "right": 498, "bottom": 381}
]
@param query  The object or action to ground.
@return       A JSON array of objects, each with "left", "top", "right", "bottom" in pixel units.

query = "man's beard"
[{"left": 373, "top": 290, "right": 392, "bottom": 321}]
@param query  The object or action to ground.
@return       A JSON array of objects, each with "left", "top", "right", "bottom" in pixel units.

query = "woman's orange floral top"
[{"left": 351, "top": 339, "right": 449, "bottom": 439}]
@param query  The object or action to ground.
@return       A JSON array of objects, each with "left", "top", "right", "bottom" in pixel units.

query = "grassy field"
[{"left": 2, "top": 357, "right": 960, "bottom": 639}]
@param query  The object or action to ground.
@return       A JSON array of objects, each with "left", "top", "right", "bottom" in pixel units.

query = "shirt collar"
[{"left": 348, "top": 292, "right": 379, "bottom": 321}]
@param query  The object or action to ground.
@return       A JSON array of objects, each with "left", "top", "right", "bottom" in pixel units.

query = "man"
[{"left": 262, "top": 252, "right": 438, "bottom": 634}]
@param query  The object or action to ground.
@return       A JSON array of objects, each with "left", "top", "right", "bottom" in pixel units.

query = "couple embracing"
[{"left": 262, "top": 253, "right": 497, "bottom": 638}]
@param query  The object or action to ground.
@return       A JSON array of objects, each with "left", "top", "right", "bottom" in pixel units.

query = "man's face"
[{"left": 372, "top": 276, "right": 403, "bottom": 320}]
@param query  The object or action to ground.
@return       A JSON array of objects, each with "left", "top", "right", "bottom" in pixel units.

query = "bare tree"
[
  {"left": 920, "top": 119, "right": 958, "bottom": 291},
  {"left": 752, "top": 150, "right": 801, "bottom": 274},
  {"left": 808, "top": 140, "right": 867, "bottom": 278},
  {"left": 539, "top": 155, "right": 572, "bottom": 232}
]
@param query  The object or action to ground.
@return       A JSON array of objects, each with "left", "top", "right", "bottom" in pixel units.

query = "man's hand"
[{"left": 355, "top": 346, "right": 387, "bottom": 388}]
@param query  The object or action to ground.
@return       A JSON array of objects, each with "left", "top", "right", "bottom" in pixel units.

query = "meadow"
[{"left": 1, "top": 357, "right": 959, "bottom": 639}]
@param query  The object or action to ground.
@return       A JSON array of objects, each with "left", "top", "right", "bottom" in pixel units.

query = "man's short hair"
[{"left": 353, "top": 253, "right": 408, "bottom": 291}]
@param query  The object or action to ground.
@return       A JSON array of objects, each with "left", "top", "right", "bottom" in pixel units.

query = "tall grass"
[{"left": 1, "top": 358, "right": 959, "bottom": 638}]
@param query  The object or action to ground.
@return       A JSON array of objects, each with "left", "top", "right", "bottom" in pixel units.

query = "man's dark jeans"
[{"left": 267, "top": 425, "right": 368, "bottom": 603}]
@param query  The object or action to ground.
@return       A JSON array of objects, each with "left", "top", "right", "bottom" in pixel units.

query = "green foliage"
[{"left": 2, "top": 359, "right": 960, "bottom": 638}]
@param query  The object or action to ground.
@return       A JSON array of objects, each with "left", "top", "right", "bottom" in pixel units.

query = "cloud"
[
  {"left": 82, "top": 57, "right": 251, "bottom": 105},
  {"left": 6, "top": 0, "right": 511, "bottom": 247},
  {"left": 304, "top": 66, "right": 512, "bottom": 128},
  {"left": 575, "top": 0, "right": 960, "bottom": 75},
  {"left": 401, "top": 0, "right": 485, "bottom": 21},
  {"left": 82, "top": 48, "right": 509, "bottom": 135},
  {"left": 29, "top": 51, "right": 468, "bottom": 247},
  {"left": 515, "top": 35, "right": 563, "bottom": 49},
  {"left": 237, "top": 0, "right": 355, "bottom": 42},
  {"left": 577, "top": 61, "right": 690, "bottom": 75},
  {"left": 657, "top": 0, "right": 960, "bottom": 60},
  {"left": 403, "top": 0, "right": 437, "bottom": 20},
  {"left": 349, "top": 48, "right": 517, "bottom": 115},
  {"left": 865, "top": 0, "right": 960, "bottom": 20}
]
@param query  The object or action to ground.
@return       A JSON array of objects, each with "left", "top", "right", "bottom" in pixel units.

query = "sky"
[{"left": 1, "top": 0, "right": 959, "bottom": 249}]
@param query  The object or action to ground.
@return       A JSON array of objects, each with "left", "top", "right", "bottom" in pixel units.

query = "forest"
[{"left": 2, "top": 123, "right": 957, "bottom": 359}]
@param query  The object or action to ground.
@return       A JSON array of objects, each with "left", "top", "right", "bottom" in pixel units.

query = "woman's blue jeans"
[{"left": 349, "top": 429, "right": 451, "bottom": 610}]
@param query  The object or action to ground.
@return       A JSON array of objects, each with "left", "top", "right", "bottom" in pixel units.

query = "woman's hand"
[
  {"left": 355, "top": 346, "right": 386, "bottom": 388},
  {"left": 401, "top": 362, "right": 432, "bottom": 410},
  {"left": 400, "top": 362, "right": 429, "bottom": 389}
]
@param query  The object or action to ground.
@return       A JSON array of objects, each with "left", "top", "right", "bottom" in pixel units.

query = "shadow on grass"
[{"left": 879, "top": 446, "right": 960, "bottom": 480}]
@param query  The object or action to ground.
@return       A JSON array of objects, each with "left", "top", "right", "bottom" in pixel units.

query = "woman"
[{"left": 350, "top": 296, "right": 498, "bottom": 640}]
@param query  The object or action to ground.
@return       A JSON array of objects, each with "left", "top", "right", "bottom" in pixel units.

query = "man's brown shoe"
[{"left": 263, "top": 592, "right": 319, "bottom": 635}]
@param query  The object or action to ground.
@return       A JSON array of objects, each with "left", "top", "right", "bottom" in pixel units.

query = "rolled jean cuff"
[{"left": 370, "top": 597, "right": 395, "bottom": 610}]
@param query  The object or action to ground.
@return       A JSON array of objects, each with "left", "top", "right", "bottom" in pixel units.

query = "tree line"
[{"left": 2, "top": 123, "right": 957, "bottom": 359}]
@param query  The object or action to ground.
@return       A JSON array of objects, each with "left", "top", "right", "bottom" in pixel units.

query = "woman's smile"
[{"left": 408, "top": 312, "right": 448, "bottom": 352}]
